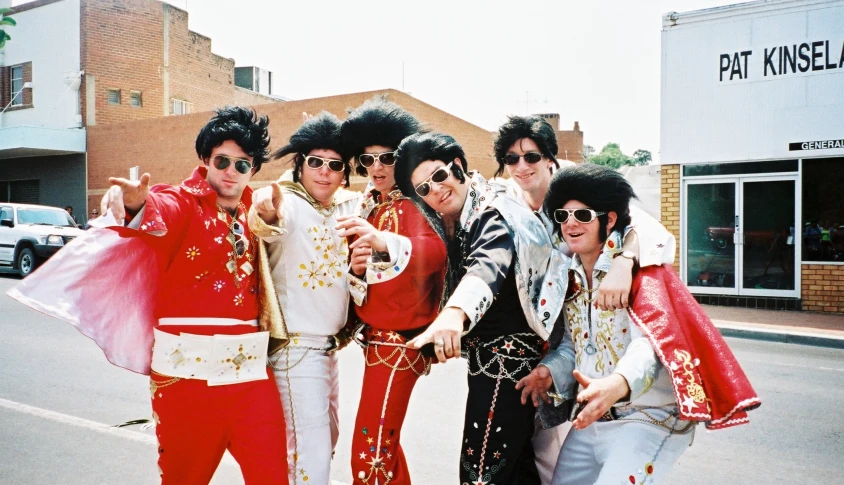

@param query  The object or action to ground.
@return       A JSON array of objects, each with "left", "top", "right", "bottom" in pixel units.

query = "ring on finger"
[{"left": 435, "top": 338, "right": 445, "bottom": 347}]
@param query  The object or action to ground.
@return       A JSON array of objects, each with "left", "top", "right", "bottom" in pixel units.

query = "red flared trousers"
[{"left": 151, "top": 367, "right": 288, "bottom": 485}]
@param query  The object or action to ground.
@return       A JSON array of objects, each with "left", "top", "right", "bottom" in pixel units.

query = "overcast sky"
[{"left": 24, "top": 0, "right": 743, "bottom": 161}]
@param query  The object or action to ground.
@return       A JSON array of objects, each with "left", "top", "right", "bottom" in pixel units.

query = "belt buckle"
[{"left": 207, "top": 332, "right": 269, "bottom": 386}]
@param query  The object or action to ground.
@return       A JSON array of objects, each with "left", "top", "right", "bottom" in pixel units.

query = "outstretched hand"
[
  {"left": 407, "top": 307, "right": 465, "bottom": 363},
  {"left": 252, "top": 182, "right": 284, "bottom": 224},
  {"left": 101, "top": 173, "right": 151, "bottom": 223},
  {"left": 570, "top": 369, "right": 630, "bottom": 430}
]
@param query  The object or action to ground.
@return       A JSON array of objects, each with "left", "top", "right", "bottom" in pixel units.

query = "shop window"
[
  {"left": 130, "top": 91, "right": 142, "bottom": 108},
  {"left": 802, "top": 157, "right": 844, "bottom": 262},
  {"left": 172, "top": 98, "right": 191, "bottom": 115},
  {"left": 107, "top": 89, "right": 121, "bottom": 105}
]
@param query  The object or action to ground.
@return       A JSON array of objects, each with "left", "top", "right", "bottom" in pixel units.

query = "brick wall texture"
[
  {"left": 86, "top": 88, "right": 585, "bottom": 207},
  {"left": 79, "top": 0, "right": 278, "bottom": 126},
  {"left": 660, "top": 164, "right": 681, "bottom": 272},
  {"left": 801, "top": 265, "right": 844, "bottom": 313}
]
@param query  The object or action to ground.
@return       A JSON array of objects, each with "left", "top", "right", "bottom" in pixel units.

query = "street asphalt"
[{"left": 1, "top": 273, "right": 842, "bottom": 484}]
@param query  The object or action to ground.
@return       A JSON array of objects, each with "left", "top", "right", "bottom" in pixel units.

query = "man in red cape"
[{"left": 8, "top": 107, "right": 289, "bottom": 485}]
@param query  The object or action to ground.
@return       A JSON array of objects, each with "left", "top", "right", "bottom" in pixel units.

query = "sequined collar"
[
  {"left": 279, "top": 180, "right": 337, "bottom": 216},
  {"left": 458, "top": 171, "right": 500, "bottom": 230}
]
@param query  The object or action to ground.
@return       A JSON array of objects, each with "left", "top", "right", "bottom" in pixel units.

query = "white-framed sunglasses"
[
  {"left": 415, "top": 162, "right": 453, "bottom": 198},
  {"left": 553, "top": 208, "right": 606, "bottom": 224}
]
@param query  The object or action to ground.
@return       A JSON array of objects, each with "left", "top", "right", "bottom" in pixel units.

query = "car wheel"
[
  {"left": 17, "top": 247, "right": 38, "bottom": 277},
  {"left": 715, "top": 237, "right": 728, "bottom": 250}
]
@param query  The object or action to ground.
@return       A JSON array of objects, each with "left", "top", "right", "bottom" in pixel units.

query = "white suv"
[{"left": 0, "top": 203, "right": 85, "bottom": 277}]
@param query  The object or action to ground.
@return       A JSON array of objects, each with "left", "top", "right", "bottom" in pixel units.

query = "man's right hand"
[
  {"left": 252, "top": 182, "right": 283, "bottom": 224},
  {"left": 350, "top": 245, "right": 370, "bottom": 277},
  {"left": 101, "top": 173, "right": 151, "bottom": 223}
]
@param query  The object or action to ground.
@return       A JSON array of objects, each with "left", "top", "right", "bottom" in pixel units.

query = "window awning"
[{"left": 0, "top": 126, "right": 85, "bottom": 159}]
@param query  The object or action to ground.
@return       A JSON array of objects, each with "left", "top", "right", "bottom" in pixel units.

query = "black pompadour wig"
[
  {"left": 492, "top": 115, "right": 559, "bottom": 177},
  {"left": 341, "top": 97, "right": 423, "bottom": 176},
  {"left": 271, "top": 111, "right": 351, "bottom": 187},
  {"left": 195, "top": 106, "right": 270, "bottom": 173},
  {"left": 543, "top": 163, "right": 637, "bottom": 242},
  {"left": 394, "top": 132, "right": 469, "bottom": 201}
]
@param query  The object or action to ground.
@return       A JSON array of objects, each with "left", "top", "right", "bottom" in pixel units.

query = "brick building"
[
  {"left": 85, "top": 88, "right": 584, "bottom": 210},
  {"left": 0, "top": 0, "right": 280, "bottom": 224},
  {"left": 660, "top": 0, "right": 844, "bottom": 314}
]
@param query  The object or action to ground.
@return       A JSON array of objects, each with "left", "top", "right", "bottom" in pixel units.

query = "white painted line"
[
  {"left": 0, "top": 397, "right": 238, "bottom": 467},
  {"left": 0, "top": 397, "right": 157, "bottom": 445}
]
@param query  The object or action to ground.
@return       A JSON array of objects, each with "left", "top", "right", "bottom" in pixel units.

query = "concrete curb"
[{"left": 715, "top": 324, "right": 844, "bottom": 349}]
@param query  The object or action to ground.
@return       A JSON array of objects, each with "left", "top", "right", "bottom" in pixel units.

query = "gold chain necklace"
[{"left": 218, "top": 202, "right": 248, "bottom": 288}]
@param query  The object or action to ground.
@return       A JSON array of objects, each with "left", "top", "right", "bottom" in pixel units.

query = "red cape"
[{"left": 628, "top": 265, "right": 761, "bottom": 430}]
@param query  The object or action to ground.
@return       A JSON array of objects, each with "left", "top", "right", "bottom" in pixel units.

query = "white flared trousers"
[
  {"left": 552, "top": 409, "right": 694, "bottom": 485},
  {"left": 272, "top": 344, "right": 340, "bottom": 485}
]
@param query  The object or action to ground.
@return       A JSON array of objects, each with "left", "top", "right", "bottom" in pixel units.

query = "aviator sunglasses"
[
  {"left": 503, "top": 152, "right": 544, "bottom": 165},
  {"left": 553, "top": 208, "right": 607, "bottom": 224},
  {"left": 415, "top": 162, "right": 453, "bottom": 198},
  {"left": 304, "top": 155, "right": 346, "bottom": 173},
  {"left": 212, "top": 155, "right": 254, "bottom": 175},
  {"left": 230, "top": 220, "right": 246, "bottom": 257},
  {"left": 358, "top": 151, "right": 397, "bottom": 168}
]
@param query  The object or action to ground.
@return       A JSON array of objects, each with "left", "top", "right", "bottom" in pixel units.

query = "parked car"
[
  {"left": 705, "top": 226, "right": 776, "bottom": 250},
  {"left": 0, "top": 203, "right": 85, "bottom": 277}
]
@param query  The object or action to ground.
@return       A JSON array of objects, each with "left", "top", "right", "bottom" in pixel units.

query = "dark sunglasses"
[
  {"left": 230, "top": 221, "right": 246, "bottom": 257},
  {"left": 358, "top": 151, "right": 396, "bottom": 168},
  {"left": 212, "top": 155, "right": 254, "bottom": 174},
  {"left": 554, "top": 208, "right": 606, "bottom": 224},
  {"left": 415, "top": 162, "right": 453, "bottom": 198},
  {"left": 503, "top": 152, "right": 543, "bottom": 165},
  {"left": 304, "top": 155, "right": 346, "bottom": 173}
]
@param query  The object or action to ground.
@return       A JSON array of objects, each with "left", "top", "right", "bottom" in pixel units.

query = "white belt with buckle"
[
  {"left": 151, "top": 328, "right": 269, "bottom": 386},
  {"left": 158, "top": 317, "right": 259, "bottom": 327}
]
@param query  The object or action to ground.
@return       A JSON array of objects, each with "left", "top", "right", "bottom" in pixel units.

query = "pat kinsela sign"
[{"left": 719, "top": 39, "right": 844, "bottom": 82}]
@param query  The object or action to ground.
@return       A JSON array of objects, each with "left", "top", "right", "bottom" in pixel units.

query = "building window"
[
  {"left": 107, "top": 89, "right": 121, "bottom": 105},
  {"left": 172, "top": 99, "right": 191, "bottom": 115},
  {"left": 130, "top": 91, "right": 142, "bottom": 108},
  {"left": 10, "top": 65, "right": 23, "bottom": 106},
  {"left": 802, "top": 157, "right": 844, "bottom": 263}
]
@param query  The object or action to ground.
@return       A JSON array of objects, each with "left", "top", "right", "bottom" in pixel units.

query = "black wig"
[
  {"left": 543, "top": 163, "right": 637, "bottom": 242},
  {"left": 195, "top": 106, "right": 271, "bottom": 173},
  {"left": 272, "top": 111, "right": 351, "bottom": 187},
  {"left": 341, "top": 97, "right": 423, "bottom": 176},
  {"left": 492, "top": 115, "right": 559, "bottom": 177},
  {"left": 394, "top": 132, "right": 468, "bottom": 201}
]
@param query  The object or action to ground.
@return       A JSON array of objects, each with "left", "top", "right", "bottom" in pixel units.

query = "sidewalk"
[{"left": 703, "top": 305, "right": 844, "bottom": 349}]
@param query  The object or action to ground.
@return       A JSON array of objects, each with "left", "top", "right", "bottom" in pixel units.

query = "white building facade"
[
  {"left": 661, "top": 0, "right": 844, "bottom": 312},
  {"left": 0, "top": 0, "right": 86, "bottom": 213}
]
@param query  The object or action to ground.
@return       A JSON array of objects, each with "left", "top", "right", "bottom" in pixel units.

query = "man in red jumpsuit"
[
  {"left": 337, "top": 98, "right": 448, "bottom": 484},
  {"left": 11, "top": 107, "right": 289, "bottom": 485}
]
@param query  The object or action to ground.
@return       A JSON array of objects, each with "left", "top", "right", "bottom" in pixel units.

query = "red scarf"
[{"left": 628, "top": 265, "right": 761, "bottom": 430}]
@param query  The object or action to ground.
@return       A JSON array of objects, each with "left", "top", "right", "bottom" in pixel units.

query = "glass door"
[
  {"left": 683, "top": 175, "right": 800, "bottom": 297},
  {"left": 739, "top": 177, "right": 798, "bottom": 296},
  {"left": 684, "top": 180, "right": 739, "bottom": 294}
]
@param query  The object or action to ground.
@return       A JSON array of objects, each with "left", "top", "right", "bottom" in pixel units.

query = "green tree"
[
  {"left": 631, "top": 149, "right": 652, "bottom": 166},
  {"left": 590, "top": 142, "right": 631, "bottom": 169},
  {"left": 0, "top": 8, "right": 16, "bottom": 49}
]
